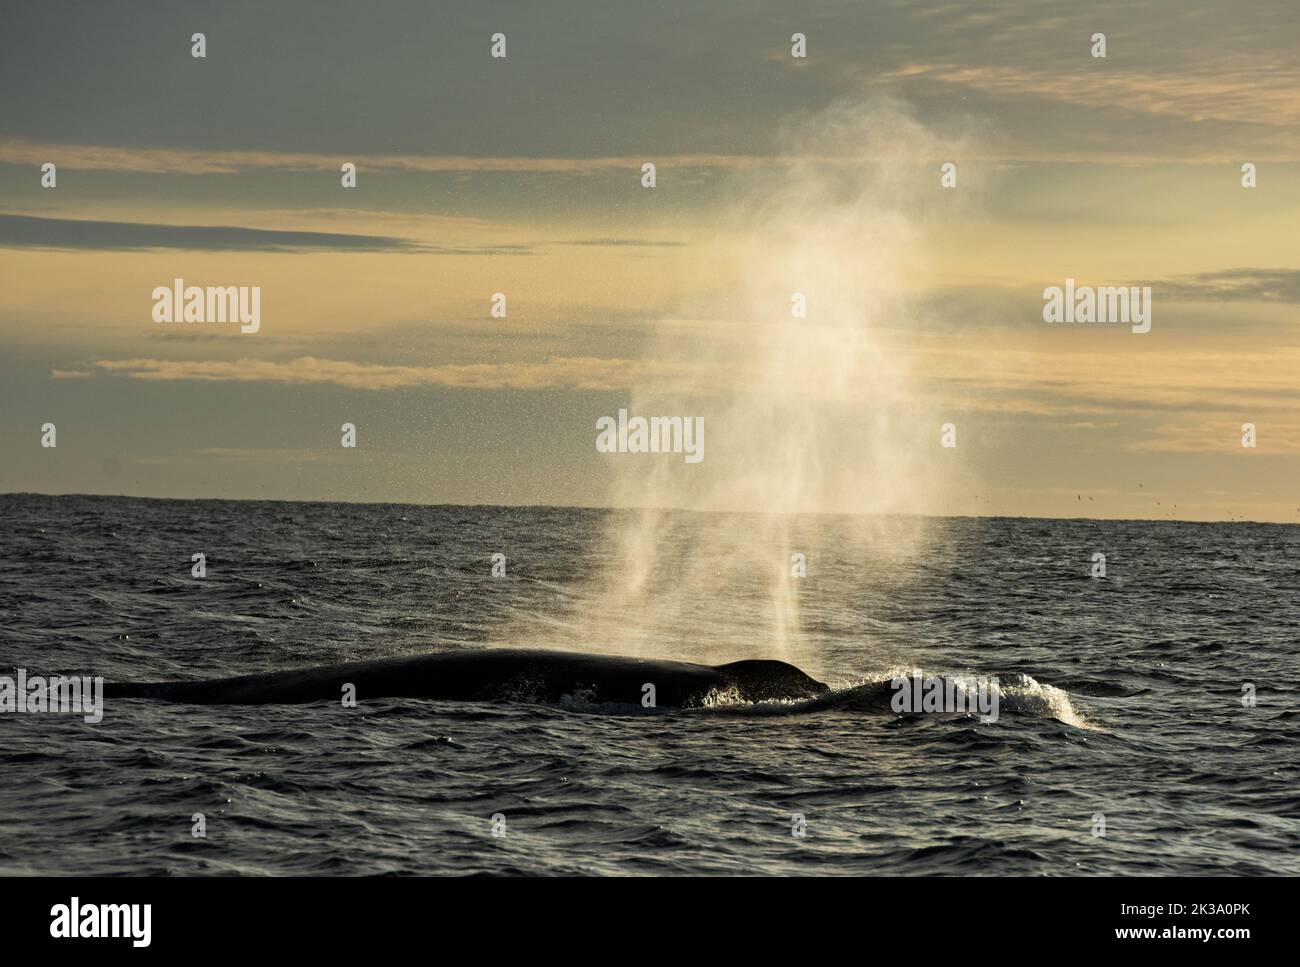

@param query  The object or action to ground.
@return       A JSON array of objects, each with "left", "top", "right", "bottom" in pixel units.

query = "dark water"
[{"left": 1, "top": 493, "right": 1296, "bottom": 875}]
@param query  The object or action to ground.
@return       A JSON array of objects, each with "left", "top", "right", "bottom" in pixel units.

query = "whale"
[{"left": 103, "top": 647, "right": 831, "bottom": 708}]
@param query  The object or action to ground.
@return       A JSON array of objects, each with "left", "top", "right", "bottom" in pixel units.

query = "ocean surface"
[{"left": 1, "top": 492, "right": 1296, "bottom": 875}]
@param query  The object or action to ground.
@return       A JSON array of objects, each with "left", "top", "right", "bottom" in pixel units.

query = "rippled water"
[{"left": 1, "top": 493, "right": 1296, "bottom": 874}]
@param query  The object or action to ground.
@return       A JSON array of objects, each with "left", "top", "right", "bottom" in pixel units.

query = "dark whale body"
[{"left": 104, "top": 648, "right": 830, "bottom": 708}]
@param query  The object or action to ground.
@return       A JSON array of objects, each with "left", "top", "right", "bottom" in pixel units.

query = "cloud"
[
  {"left": 0, "top": 214, "right": 424, "bottom": 253},
  {"left": 869, "top": 55, "right": 1300, "bottom": 160},
  {"left": 557, "top": 238, "right": 688, "bottom": 248},
  {"left": 56, "top": 355, "right": 668, "bottom": 392},
  {"left": 1124, "top": 420, "right": 1300, "bottom": 454},
  {"left": 0, "top": 137, "right": 1126, "bottom": 177},
  {"left": 1152, "top": 269, "right": 1300, "bottom": 304},
  {"left": 915, "top": 345, "right": 1300, "bottom": 410},
  {"left": 884, "top": 61, "right": 1300, "bottom": 127},
  {"left": 0, "top": 140, "right": 785, "bottom": 176}
]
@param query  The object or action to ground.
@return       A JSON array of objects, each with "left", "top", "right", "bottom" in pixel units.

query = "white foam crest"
[
  {"left": 994, "top": 673, "right": 1100, "bottom": 731},
  {"left": 847, "top": 665, "right": 1101, "bottom": 730}
]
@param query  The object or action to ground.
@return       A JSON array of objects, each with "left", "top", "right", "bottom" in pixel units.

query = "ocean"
[{"left": 1, "top": 492, "right": 1296, "bottom": 875}]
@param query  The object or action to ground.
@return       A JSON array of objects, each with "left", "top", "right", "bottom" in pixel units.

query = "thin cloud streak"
[
  {"left": 0, "top": 214, "right": 424, "bottom": 253},
  {"left": 0, "top": 140, "right": 788, "bottom": 176},
  {"left": 2, "top": 137, "right": 1241, "bottom": 177},
  {"left": 1152, "top": 269, "right": 1300, "bottom": 304},
  {"left": 59, "top": 355, "right": 701, "bottom": 392},
  {"left": 884, "top": 60, "right": 1300, "bottom": 127}
]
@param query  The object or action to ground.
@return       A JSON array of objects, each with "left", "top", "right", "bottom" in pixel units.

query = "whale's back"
[
  {"left": 104, "top": 648, "right": 829, "bottom": 709},
  {"left": 717, "top": 658, "right": 830, "bottom": 703}
]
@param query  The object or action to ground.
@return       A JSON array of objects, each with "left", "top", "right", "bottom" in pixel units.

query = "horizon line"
[{"left": 1, "top": 489, "right": 1292, "bottom": 528}]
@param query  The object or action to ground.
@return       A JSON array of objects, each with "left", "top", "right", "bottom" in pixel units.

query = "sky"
[{"left": 1, "top": 0, "right": 1298, "bottom": 521}]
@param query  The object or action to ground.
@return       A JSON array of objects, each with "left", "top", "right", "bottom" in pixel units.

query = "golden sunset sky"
[{"left": 2, "top": 1, "right": 1298, "bottom": 521}]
